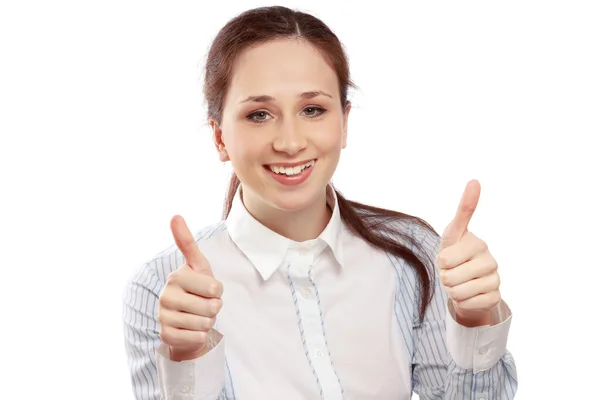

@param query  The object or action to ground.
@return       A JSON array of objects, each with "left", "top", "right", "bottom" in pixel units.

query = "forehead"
[{"left": 227, "top": 39, "right": 340, "bottom": 102}]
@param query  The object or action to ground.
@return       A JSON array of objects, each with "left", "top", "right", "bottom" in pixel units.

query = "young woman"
[{"left": 123, "top": 6, "right": 517, "bottom": 400}]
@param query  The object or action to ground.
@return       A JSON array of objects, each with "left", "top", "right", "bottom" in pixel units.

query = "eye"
[
  {"left": 246, "top": 110, "right": 272, "bottom": 124},
  {"left": 302, "top": 106, "right": 326, "bottom": 118}
]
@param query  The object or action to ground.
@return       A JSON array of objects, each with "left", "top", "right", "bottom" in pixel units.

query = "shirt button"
[
  {"left": 301, "top": 288, "right": 311, "bottom": 299},
  {"left": 180, "top": 383, "right": 192, "bottom": 393},
  {"left": 315, "top": 349, "right": 325, "bottom": 359},
  {"left": 478, "top": 345, "right": 489, "bottom": 355}
]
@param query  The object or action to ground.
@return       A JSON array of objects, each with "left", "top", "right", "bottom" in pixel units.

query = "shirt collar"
[{"left": 226, "top": 184, "right": 344, "bottom": 280}]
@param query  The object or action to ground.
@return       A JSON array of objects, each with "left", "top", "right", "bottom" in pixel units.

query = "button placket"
[
  {"left": 301, "top": 287, "right": 312, "bottom": 299},
  {"left": 285, "top": 245, "right": 343, "bottom": 399},
  {"left": 315, "top": 348, "right": 325, "bottom": 359},
  {"left": 180, "top": 383, "right": 192, "bottom": 393}
]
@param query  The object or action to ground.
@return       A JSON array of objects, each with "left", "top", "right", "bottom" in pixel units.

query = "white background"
[{"left": 1, "top": 1, "right": 598, "bottom": 398}]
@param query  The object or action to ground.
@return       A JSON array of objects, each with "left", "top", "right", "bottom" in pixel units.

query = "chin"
[{"left": 262, "top": 183, "right": 326, "bottom": 213}]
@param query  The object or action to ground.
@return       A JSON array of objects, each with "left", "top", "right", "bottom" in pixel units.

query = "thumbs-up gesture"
[
  {"left": 158, "top": 215, "right": 224, "bottom": 361},
  {"left": 437, "top": 180, "right": 501, "bottom": 327}
]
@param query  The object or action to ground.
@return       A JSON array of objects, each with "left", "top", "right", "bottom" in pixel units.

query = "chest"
[{"left": 214, "top": 248, "right": 413, "bottom": 399}]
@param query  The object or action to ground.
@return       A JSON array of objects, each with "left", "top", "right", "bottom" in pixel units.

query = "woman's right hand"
[{"left": 158, "top": 215, "right": 224, "bottom": 361}]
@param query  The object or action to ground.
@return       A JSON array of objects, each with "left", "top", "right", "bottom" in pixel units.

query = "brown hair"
[{"left": 202, "top": 6, "right": 438, "bottom": 322}]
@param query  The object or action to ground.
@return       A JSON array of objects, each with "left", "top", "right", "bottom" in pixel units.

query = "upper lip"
[{"left": 265, "top": 159, "right": 315, "bottom": 168}]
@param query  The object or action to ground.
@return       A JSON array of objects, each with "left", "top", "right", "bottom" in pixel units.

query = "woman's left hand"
[{"left": 436, "top": 179, "right": 502, "bottom": 327}]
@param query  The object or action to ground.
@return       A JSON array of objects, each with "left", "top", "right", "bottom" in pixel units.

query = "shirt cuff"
[
  {"left": 156, "top": 330, "right": 226, "bottom": 400},
  {"left": 446, "top": 300, "right": 512, "bottom": 373}
]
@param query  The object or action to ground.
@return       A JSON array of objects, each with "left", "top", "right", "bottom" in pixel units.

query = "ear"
[
  {"left": 341, "top": 101, "right": 352, "bottom": 149},
  {"left": 210, "top": 119, "right": 229, "bottom": 162}
]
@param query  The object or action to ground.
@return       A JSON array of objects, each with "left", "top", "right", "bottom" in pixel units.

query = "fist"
[
  {"left": 158, "top": 215, "right": 223, "bottom": 360},
  {"left": 436, "top": 180, "right": 502, "bottom": 326}
]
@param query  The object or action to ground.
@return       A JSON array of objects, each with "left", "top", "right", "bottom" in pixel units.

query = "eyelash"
[{"left": 246, "top": 106, "right": 327, "bottom": 124}]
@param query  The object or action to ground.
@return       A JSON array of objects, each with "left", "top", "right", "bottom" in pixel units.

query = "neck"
[{"left": 241, "top": 186, "right": 332, "bottom": 242}]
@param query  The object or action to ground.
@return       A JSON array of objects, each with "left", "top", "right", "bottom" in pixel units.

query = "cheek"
[
  {"left": 224, "top": 127, "right": 267, "bottom": 165},
  {"left": 313, "top": 120, "right": 345, "bottom": 153}
]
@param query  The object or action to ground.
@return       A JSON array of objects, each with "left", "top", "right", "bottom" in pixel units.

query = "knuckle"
[
  {"left": 477, "top": 240, "right": 488, "bottom": 253},
  {"left": 207, "top": 318, "right": 216, "bottom": 331},
  {"left": 494, "top": 273, "right": 501, "bottom": 288},
  {"left": 483, "top": 261, "right": 498, "bottom": 277},
  {"left": 446, "top": 286, "right": 458, "bottom": 300},
  {"left": 490, "top": 258, "right": 499, "bottom": 272},
  {"left": 200, "top": 317, "right": 216, "bottom": 331},
  {"left": 436, "top": 253, "right": 447, "bottom": 268},
  {"left": 166, "top": 271, "right": 180, "bottom": 286},
  {"left": 159, "top": 327, "right": 173, "bottom": 345},
  {"left": 159, "top": 292, "right": 176, "bottom": 310},
  {"left": 197, "top": 331, "right": 208, "bottom": 346},
  {"left": 158, "top": 292, "right": 168, "bottom": 307},
  {"left": 208, "top": 299, "right": 223, "bottom": 317},
  {"left": 208, "top": 280, "right": 223, "bottom": 298},
  {"left": 491, "top": 290, "right": 501, "bottom": 304},
  {"left": 168, "top": 265, "right": 191, "bottom": 283},
  {"left": 439, "top": 270, "right": 451, "bottom": 286}
]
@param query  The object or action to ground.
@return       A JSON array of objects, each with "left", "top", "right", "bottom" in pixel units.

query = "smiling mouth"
[{"left": 264, "top": 159, "right": 316, "bottom": 176}]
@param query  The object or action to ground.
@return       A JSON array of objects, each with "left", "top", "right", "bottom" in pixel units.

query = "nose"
[{"left": 272, "top": 118, "right": 307, "bottom": 155}]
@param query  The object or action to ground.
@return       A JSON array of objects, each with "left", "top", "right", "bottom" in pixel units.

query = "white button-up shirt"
[{"left": 123, "top": 186, "right": 518, "bottom": 399}]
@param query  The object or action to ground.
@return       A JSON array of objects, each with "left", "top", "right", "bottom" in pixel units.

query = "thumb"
[
  {"left": 170, "top": 215, "right": 213, "bottom": 276},
  {"left": 440, "top": 179, "right": 481, "bottom": 249}
]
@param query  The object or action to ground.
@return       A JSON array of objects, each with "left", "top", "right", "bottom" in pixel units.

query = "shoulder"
[
  {"left": 378, "top": 214, "right": 441, "bottom": 254},
  {"left": 127, "top": 220, "right": 228, "bottom": 288},
  {"left": 362, "top": 214, "right": 441, "bottom": 291},
  {"left": 344, "top": 200, "right": 441, "bottom": 262},
  {"left": 405, "top": 217, "right": 441, "bottom": 256}
]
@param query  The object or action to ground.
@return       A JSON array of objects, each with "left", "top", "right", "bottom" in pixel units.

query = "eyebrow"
[{"left": 238, "top": 90, "right": 333, "bottom": 104}]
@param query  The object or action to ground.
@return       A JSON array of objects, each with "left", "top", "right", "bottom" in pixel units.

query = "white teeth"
[{"left": 269, "top": 160, "right": 315, "bottom": 175}]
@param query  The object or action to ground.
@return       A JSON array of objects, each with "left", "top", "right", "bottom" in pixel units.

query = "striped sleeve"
[
  {"left": 123, "top": 257, "right": 229, "bottom": 400},
  {"left": 123, "top": 222, "right": 233, "bottom": 400},
  {"left": 123, "top": 259, "right": 164, "bottom": 400},
  {"left": 409, "top": 225, "right": 519, "bottom": 399}
]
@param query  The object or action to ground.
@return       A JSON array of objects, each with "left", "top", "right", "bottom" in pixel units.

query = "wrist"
[
  {"left": 168, "top": 328, "right": 221, "bottom": 362},
  {"left": 454, "top": 308, "right": 494, "bottom": 327},
  {"left": 169, "top": 343, "right": 208, "bottom": 362}
]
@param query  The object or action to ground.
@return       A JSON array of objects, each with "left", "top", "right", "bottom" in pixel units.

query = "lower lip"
[{"left": 265, "top": 163, "right": 315, "bottom": 186}]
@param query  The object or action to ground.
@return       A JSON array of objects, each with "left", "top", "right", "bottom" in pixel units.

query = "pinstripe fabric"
[
  {"left": 123, "top": 222, "right": 234, "bottom": 400},
  {"left": 393, "top": 222, "right": 519, "bottom": 399},
  {"left": 286, "top": 263, "right": 325, "bottom": 397},
  {"left": 307, "top": 264, "right": 345, "bottom": 397},
  {"left": 123, "top": 196, "right": 518, "bottom": 399},
  {"left": 284, "top": 246, "right": 345, "bottom": 400}
]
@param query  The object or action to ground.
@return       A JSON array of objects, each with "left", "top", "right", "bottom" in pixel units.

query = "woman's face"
[{"left": 213, "top": 38, "right": 350, "bottom": 213}]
